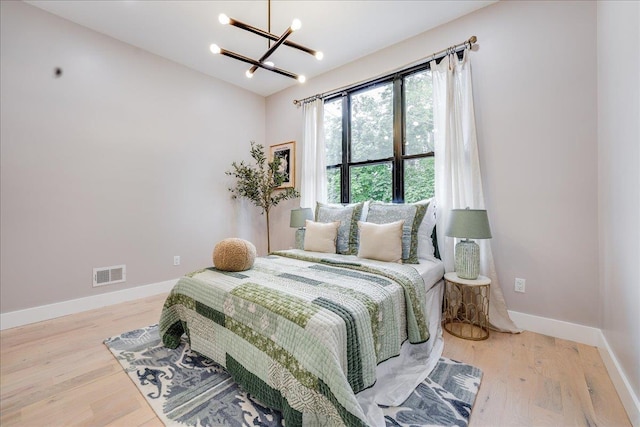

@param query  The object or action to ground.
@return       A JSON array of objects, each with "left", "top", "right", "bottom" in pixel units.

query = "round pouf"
[{"left": 213, "top": 238, "right": 256, "bottom": 272}]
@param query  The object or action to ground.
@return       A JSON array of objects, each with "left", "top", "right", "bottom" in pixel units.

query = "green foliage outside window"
[
  {"left": 327, "top": 168, "right": 341, "bottom": 204},
  {"left": 404, "top": 157, "right": 435, "bottom": 203},
  {"left": 350, "top": 163, "right": 392, "bottom": 203},
  {"left": 350, "top": 84, "right": 393, "bottom": 163},
  {"left": 405, "top": 71, "right": 434, "bottom": 156}
]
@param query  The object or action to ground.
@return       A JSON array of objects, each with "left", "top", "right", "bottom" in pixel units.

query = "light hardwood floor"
[{"left": 0, "top": 293, "right": 631, "bottom": 427}]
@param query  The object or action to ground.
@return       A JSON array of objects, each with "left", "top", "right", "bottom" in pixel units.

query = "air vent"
[{"left": 93, "top": 265, "right": 126, "bottom": 287}]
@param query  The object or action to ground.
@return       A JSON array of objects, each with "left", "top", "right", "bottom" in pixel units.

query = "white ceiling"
[{"left": 26, "top": 0, "right": 495, "bottom": 97}]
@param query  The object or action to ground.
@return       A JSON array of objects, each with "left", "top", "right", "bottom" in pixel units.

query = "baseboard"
[
  {"left": 0, "top": 279, "right": 177, "bottom": 331},
  {"left": 508, "top": 310, "right": 601, "bottom": 346},
  {"left": 597, "top": 332, "right": 640, "bottom": 426},
  {"left": 509, "top": 310, "right": 640, "bottom": 425}
]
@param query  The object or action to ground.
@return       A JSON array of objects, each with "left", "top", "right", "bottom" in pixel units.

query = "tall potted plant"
[{"left": 226, "top": 141, "right": 299, "bottom": 253}]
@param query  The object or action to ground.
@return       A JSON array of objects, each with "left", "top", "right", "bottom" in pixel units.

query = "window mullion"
[
  {"left": 341, "top": 95, "right": 350, "bottom": 204},
  {"left": 392, "top": 77, "right": 404, "bottom": 203}
]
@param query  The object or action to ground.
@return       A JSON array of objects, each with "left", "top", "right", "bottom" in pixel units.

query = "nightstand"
[{"left": 443, "top": 272, "right": 490, "bottom": 340}]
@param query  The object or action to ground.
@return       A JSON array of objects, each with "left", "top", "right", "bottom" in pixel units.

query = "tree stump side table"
[{"left": 443, "top": 272, "right": 490, "bottom": 340}]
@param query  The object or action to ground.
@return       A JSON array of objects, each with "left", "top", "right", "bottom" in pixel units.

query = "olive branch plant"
[{"left": 226, "top": 141, "right": 299, "bottom": 253}]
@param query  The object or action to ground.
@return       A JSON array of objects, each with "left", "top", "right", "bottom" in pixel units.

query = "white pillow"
[
  {"left": 304, "top": 220, "right": 340, "bottom": 253},
  {"left": 357, "top": 220, "right": 404, "bottom": 263},
  {"left": 417, "top": 199, "right": 437, "bottom": 260}
]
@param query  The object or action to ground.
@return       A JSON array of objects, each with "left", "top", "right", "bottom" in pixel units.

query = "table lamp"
[
  {"left": 445, "top": 208, "right": 492, "bottom": 280},
  {"left": 290, "top": 208, "right": 313, "bottom": 249}
]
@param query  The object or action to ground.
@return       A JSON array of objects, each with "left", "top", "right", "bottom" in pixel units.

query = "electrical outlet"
[
  {"left": 174, "top": 256, "right": 180, "bottom": 266},
  {"left": 515, "top": 278, "right": 526, "bottom": 293}
]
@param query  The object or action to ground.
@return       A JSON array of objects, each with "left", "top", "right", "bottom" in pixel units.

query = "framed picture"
[{"left": 269, "top": 141, "right": 295, "bottom": 189}]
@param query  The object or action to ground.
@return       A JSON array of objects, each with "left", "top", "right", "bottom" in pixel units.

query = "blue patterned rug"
[{"left": 105, "top": 324, "right": 482, "bottom": 427}]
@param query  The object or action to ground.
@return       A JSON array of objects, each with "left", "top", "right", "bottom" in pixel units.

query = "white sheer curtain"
[
  {"left": 300, "top": 98, "right": 327, "bottom": 209},
  {"left": 431, "top": 51, "right": 520, "bottom": 333}
]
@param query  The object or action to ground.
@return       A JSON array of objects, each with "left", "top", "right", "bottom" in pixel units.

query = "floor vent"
[{"left": 93, "top": 265, "right": 126, "bottom": 287}]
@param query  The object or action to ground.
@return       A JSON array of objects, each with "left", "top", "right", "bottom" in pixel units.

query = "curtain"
[
  {"left": 431, "top": 51, "right": 520, "bottom": 333},
  {"left": 300, "top": 98, "right": 327, "bottom": 209}
]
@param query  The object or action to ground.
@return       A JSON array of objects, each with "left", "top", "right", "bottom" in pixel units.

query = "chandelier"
[{"left": 209, "top": 0, "right": 323, "bottom": 83}]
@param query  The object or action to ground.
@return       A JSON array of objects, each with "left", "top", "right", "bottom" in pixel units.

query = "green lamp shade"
[
  {"left": 290, "top": 208, "right": 313, "bottom": 228},
  {"left": 445, "top": 209, "right": 492, "bottom": 239},
  {"left": 446, "top": 208, "right": 492, "bottom": 280},
  {"left": 290, "top": 208, "right": 313, "bottom": 250}
]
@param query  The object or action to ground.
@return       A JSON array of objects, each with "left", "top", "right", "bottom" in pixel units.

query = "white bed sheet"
[
  {"left": 356, "top": 257, "right": 445, "bottom": 427},
  {"left": 413, "top": 256, "right": 445, "bottom": 292}
]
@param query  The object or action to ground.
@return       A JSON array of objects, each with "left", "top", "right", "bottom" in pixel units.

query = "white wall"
[
  {"left": 597, "top": 0, "right": 640, "bottom": 409},
  {"left": 267, "top": 1, "right": 600, "bottom": 327},
  {"left": 0, "top": 1, "right": 266, "bottom": 314}
]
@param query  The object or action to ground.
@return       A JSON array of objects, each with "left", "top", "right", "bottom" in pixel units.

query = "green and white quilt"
[{"left": 159, "top": 249, "right": 429, "bottom": 427}]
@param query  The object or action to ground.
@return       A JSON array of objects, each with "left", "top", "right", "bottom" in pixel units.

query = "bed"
[{"left": 159, "top": 201, "right": 444, "bottom": 427}]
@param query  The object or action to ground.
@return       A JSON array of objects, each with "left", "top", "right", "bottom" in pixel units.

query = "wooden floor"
[{"left": 0, "top": 293, "right": 631, "bottom": 427}]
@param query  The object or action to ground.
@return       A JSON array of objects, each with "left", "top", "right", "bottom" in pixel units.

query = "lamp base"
[
  {"left": 455, "top": 239, "right": 480, "bottom": 280},
  {"left": 295, "top": 228, "right": 305, "bottom": 250}
]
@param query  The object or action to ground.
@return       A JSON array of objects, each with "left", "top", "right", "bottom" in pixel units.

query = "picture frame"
[{"left": 269, "top": 141, "right": 295, "bottom": 189}]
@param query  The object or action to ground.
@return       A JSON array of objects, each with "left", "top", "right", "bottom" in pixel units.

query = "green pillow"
[
  {"left": 365, "top": 201, "right": 428, "bottom": 264},
  {"left": 315, "top": 202, "right": 364, "bottom": 255}
]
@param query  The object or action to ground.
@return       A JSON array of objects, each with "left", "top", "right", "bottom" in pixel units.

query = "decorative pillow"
[
  {"left": 357, "top": 220, "right": 404, "bottom": 263},
  {"left": 365, "top": 201, "right": 428, "bottom": 264},
  {"left": 417, "top": 199, "right": 437, "bottom": 260},
  {"left": 212, "top": 238, "right": 256, "bottom": 272},
  {"left": 303, "top": 220, "right": 340, "bottom": 253},
  {"left": 315, "top": 202, "right": 364, "bottom": 255}
]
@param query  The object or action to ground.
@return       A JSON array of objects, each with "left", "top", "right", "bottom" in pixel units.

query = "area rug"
[{"left": 105, "top": 324, "right": 482, "bottom": 427}]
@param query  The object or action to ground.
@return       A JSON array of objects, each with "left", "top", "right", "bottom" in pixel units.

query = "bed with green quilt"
[{"left": 159, "top": 248, "right": 443, "bottom": 427}]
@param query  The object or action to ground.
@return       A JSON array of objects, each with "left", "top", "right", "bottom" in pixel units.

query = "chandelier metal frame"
[{"left": 209, "top": 1, "right": 322, "bottom": 82}]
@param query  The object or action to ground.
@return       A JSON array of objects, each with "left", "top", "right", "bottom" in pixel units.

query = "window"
[{"left": 324, "top": 66, "right": 435, "bottom": 204}]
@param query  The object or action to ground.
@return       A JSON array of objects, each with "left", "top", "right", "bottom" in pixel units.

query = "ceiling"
[{"left": 26, "top": 1, "right": 495, "bottom": 97}]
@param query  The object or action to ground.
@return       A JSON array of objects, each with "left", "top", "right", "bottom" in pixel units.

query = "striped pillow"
[{"left": 315, "top": 202, "right": 364, "bottom": 255}]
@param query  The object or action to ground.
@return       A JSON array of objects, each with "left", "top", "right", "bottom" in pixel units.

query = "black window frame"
[{"left": 325, "top": 62, "right": 435, "bottom": 204}]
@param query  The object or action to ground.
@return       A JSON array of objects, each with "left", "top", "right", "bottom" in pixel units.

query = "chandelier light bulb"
[
  {"left": 291, "top": 19, "right": 302, "bottom": 31},
  {"left": 264, "top": 61, "right": 275, "bottom": 68},
  {"left": 218, "top": 14, "right": 230, "bottom": 25},
  {"left": 315, "top": 51, "right": 324, "bottom": 60},
  {"left": 245, "top": 70, "right": 254, "bottom": 78},
  {"left": 209, "top": 44, "right": 221, "bottom": 54},
  {"left": 297, "top": 75, "right": 306, "bottom": 83}
]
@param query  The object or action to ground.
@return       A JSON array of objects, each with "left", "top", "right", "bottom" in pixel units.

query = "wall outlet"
[
  {"left": 515, "top": 277, "right": 526, "bottom": 293},
  {"left": 173, "top": 256, "right": 180, "bottom": 266}
]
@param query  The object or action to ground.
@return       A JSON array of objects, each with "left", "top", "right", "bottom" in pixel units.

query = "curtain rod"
[{"left": 293, "top": 36, "right": 477, "bottom": 107}]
